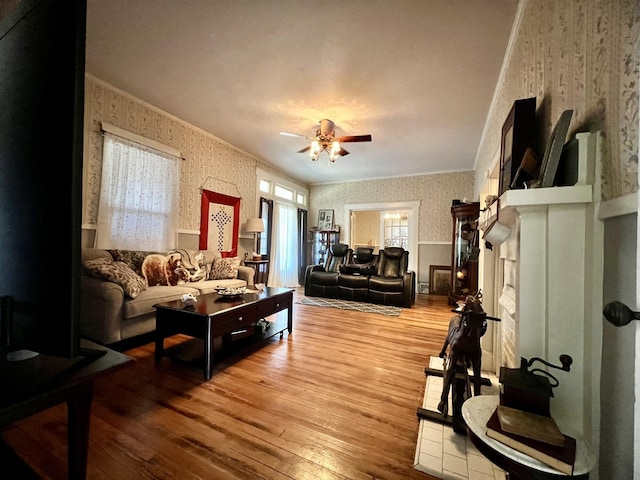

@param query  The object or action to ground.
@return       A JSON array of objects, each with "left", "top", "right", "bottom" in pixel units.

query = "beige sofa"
[{"left": 80, "top": 248, "right": 254, "bottom": 345}]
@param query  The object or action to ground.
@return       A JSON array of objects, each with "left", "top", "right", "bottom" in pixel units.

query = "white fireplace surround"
[{"left": 484, "top": 131, "right": 603, "bottom": 467}]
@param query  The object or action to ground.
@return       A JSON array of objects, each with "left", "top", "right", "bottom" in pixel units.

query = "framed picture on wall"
[
  {"left": 429, "top": 265, "right": 451, "bottom": 296},
  {"left": 318, "top": 209, "right": 334, "bottom": 230}
]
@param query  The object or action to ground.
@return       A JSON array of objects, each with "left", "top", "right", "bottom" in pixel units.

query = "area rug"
[{"left": 296, "top": 297, "right": 402, "bottom": 316}]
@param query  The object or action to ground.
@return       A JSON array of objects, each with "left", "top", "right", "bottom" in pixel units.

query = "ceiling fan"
[{"left": 280, "top": 119, "right": 372, "bottom": 162}]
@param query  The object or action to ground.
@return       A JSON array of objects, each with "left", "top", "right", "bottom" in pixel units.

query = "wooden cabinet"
[
  {"left": 499, "top": 97, "right": 537, "bottom": 195},
  {"left": 312, "top": 228, "right": 340, "bottom": 265},
  {"left": 449, "top": 201, "right": 480, "bottom": 305}
]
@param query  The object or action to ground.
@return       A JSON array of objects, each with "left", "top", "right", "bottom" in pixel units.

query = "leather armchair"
[
  {"left": 367, "top": 247, "right": 415, "bottom": 307},
  {"left": 304, "top": 243, "right": 352, "bottom": 298}
]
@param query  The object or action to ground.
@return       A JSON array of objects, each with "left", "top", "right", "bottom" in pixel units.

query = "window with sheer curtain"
[
  {"left": 95, "top": 133, "right": 179, "bottom": 251},
  {"left": 268, "top": 201, "right": 300, "bottom": 288},
  {"left": 256, "top": 168, "right": 308, "bottom": 287}
]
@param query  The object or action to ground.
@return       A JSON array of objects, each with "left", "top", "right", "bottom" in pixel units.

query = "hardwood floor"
[{"left": 2, "top": 290, "right": 453, "bottom": 480}]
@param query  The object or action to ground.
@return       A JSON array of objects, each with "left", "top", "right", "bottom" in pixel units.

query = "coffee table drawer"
[
  {"left": 212, "top": 304, "right": 258, "bottom": 335},
  {"left": 260, "top": 294, "right": 291, "bottom": 316}
]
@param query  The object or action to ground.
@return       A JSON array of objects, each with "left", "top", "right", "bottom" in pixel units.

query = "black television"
[{"left": 0, "top": 0, "right": 86, "bottom": 360}]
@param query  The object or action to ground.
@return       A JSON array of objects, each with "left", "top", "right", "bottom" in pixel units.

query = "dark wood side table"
[
  {"left": 243, "top": 259, "right": 269, "bottom": 284},
  {"left": 462, "top": 395, "right": 593, "bottom": 480},
  {"left": 0, "top": 340, "right": 134, "bottom": 479}
]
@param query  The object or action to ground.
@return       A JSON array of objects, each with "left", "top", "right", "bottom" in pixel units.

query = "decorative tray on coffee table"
[{"left": 215, "top": 286, "right": 247, "bottom": 298}]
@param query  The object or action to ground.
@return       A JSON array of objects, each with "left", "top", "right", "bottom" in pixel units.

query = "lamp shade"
[{"left": 246, "top": 217, "right": 265, "bottom": 233}]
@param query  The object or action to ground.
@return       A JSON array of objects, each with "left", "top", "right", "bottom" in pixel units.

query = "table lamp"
[{"left": 246, "top": 217, "right": 265, "bottom": 259}]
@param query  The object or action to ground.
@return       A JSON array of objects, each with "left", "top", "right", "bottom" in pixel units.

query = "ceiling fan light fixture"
[
  {"left": 328, "top": 141, "right": 340, "bottom": 162},
  {"left": 309, "top": 140, "right": 322, "bottom": 158},
  {"left": 281, "top": 118, "right": 371, "bottom": 165}
]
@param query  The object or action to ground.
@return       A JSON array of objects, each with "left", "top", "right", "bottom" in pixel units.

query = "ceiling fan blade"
[
  {"left": 336, "top": 134, "right": 372, "bottom": 143},
  {"left": 280, "top": 131, "right": 308, "bottom": 138},
  {"left": 338, "top": 147, "right": 350, "bottom": 156},
  {"left": 297, "top": 145, "right": 311, "bottom": 153}
]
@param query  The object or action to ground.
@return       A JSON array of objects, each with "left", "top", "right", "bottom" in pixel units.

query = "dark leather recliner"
[
  {"left": 345, "top": 247, "right": 375, "bottom": 270},
  {"left": 367, "top": 247, "right": 415, "bottom": 307},
  {"left": 338, "top": 247, "right": 377, "bottom": 302},
  {"left": 304, "top": 243, "right": 352, "bottom": 298}
]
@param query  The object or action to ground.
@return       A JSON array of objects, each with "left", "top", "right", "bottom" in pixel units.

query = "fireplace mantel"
[
  {"left": 501, "top": 183, "right": 592, "bottom": 212},
  {"left": 494, "top": 131, "right": 603, "bottom": 457}
]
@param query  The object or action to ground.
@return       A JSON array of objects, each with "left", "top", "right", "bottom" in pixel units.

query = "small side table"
[
  {"left": 243, "top": 259, "right": 269, "bottom": 284},
  {"left": 0, "top": 340, "right": 133, "bottom": 479},
  {"left": 462, "top": 395, "right": 594, "bottom": 480}
]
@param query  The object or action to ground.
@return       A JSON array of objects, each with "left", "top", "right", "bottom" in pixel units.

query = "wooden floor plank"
[{"left": 2, "top": 289, "right": 453, "bottom": 479}]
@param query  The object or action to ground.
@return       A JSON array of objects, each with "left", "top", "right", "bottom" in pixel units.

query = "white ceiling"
[{"left": 85, "top": 0, "right": 518, "bottom": 186}]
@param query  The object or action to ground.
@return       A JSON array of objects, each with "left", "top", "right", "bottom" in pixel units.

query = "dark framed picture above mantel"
[{"left": 499, "top": 97, "right": 537, "bottom": 195}]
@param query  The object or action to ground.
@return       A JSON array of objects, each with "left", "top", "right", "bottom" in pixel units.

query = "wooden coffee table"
[{"left": 153, "top": 287, "right": 293, "bottom": 380}]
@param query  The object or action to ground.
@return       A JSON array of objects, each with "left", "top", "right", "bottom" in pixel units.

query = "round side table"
[{"left": 462, "top": 395, "right": 594, "bottom": 480}]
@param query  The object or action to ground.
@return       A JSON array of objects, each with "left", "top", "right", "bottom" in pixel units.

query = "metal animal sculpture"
[{"left": 437, "top": 292, "right": 488, "bottom": 417}]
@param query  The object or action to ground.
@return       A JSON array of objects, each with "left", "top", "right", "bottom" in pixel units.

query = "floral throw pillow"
[
  {"left": 208, "top": 257, "right": 241, "bottom": 280},
  {"left": 84, "top": 258, "right": 147, "bottom": 298}
]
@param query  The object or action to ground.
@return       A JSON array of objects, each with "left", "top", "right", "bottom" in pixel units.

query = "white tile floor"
[{"left": 414, "top": 357, "right": 506, "bottom": 480}]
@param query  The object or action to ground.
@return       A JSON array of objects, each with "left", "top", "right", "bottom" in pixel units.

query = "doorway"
[{"left": 343, "top": 201, "right": 420, "bottom": 273}]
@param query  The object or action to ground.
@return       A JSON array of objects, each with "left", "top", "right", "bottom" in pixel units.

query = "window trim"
[
  {"left": 101, "top": 122, "right": 183, "bottom": 159},
  {"left": 256, "top": 167, "right": 308, "bottom": 209}
]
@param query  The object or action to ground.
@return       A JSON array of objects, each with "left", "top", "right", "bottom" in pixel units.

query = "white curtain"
[
  {"left": 95, "top": 133, "right": 179, "bottom": 251},
  {"left": 268, "top": 202, "right": 299, "bottom": 288}
]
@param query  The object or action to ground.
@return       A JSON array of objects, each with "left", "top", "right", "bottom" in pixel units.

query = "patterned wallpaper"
[
  {"left": 83, "top": 75, "right": 304, "bottom": 233},
  {"left": 84, "top": 75, "right": 471, "bottom": 246},
  {"left": 309, "top": 172, "right": 475, "bottom": 243},
  {"left": 474, "top": 0, "right": 639, "bottom": 201}
]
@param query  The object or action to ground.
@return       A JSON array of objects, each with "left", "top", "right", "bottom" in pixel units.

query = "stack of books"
[{"left": 485, "top": 405, "right": 576, "bottom": 475}]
